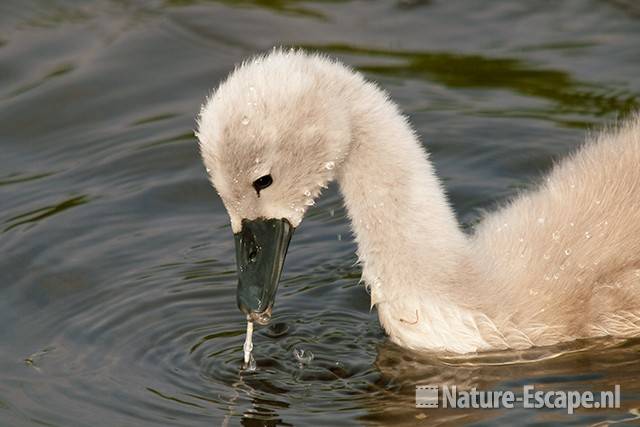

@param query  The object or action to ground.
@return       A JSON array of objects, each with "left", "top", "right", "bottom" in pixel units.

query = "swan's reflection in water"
[{"left": 228, "top": 336, "right": 640, "bottom": 426}]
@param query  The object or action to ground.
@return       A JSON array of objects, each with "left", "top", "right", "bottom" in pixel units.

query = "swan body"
[{"left": 197, "top": 50, "right": 640, "bottom": 354}]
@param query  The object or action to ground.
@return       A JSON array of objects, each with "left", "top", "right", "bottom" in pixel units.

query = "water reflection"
[
  {"left": 363, "top": 338, "right": 640, "bottom": 425},
  {"left": 167, "top": 0, "right": 346, "bottom": 20},
  {"left": 304, "top": 43, "right": 639, "bottom": 125},
  {"left": 0, "top": 171, "right": 55, "bottom": 187},
  {"left": 3, "top": 195, "right": 89, "bottom": 232},
  {"left": 202, "top": 334, "right": 640, "bottom": 425}
]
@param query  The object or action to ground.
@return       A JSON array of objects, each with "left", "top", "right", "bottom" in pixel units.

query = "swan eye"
[{"left": 252, "top": 174, "right": 273, "bottom": 196}]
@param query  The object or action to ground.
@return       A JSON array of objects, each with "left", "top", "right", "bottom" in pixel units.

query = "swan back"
[{"left": 473, "top": 115, "right": 640, "bottom": 342}]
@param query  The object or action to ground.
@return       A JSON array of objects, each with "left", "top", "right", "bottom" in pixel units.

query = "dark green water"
[{"left": 1, "top": 1, "right": 640, "bottom": 425}]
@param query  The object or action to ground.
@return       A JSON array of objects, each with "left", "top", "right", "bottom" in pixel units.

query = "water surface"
[{"left": 1, "top": 0, "right": 640, "bottom": 425}]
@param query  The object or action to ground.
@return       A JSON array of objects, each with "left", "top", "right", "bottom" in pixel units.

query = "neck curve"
[{"left": 334, "top": 79, "right": 490, "bottom": 352}]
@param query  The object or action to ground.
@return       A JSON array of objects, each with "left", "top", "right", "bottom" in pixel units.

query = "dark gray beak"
[{"left": 234, "top": 218, "right": 294, "bottom": 324}]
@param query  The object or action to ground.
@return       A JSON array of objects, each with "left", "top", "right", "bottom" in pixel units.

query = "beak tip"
[
  {"left": 248, "top": 307, "right": 273, "bottom": 325},
  {"left": 236, "top": 292, "right": 259, "bottom": 315}
]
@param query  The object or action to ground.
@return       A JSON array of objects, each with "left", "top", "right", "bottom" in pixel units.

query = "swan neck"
[{"left": 336, "top": 84, "right": 469, "bottom": 301}]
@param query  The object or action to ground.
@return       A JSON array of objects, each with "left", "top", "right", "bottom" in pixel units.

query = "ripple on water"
[{"left": 3, "top": 195, "right": 89, "bottom": 232}]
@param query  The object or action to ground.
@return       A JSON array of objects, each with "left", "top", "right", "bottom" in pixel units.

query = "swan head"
[{"left": 196, "top": 51, "right": 352, "bottom": 322}]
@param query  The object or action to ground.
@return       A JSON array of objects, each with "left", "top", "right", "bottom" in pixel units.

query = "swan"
[{"left": 196, "top": 49, "right": 640, "bottom": 354}]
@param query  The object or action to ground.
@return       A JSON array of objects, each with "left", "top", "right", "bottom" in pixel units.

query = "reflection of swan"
[
  {"left": 369, "top": 338, "right": 640, "bottom": 424},
  {"left": 196, "top": 50, "right": 640, "bottom": 354}
]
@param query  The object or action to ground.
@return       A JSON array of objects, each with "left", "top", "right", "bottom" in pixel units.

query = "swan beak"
[{"left": 234, "top": 218, "right": 294, "bottom": 324}]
